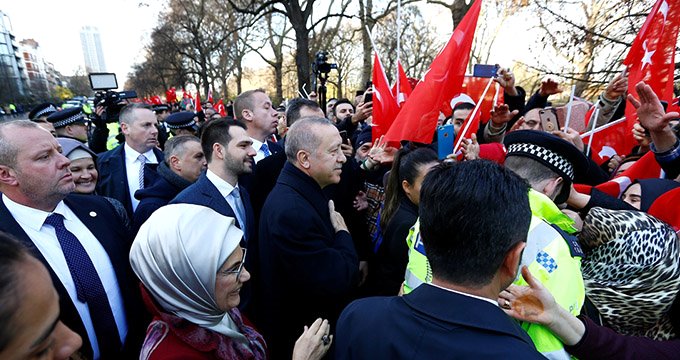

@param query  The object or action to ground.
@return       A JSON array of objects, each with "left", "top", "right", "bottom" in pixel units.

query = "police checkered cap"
[
  {"left": 50, "top": 110, "right": 86, "bottom": 128},
  {"left": 34, "top": 104, "right": 58, "bottom": 119},
  {"left": 166, "top": 118, "right": 195, "bottom": 129},
  {"left": 507, "top": 142, "right": 574, "bottom": 179}
]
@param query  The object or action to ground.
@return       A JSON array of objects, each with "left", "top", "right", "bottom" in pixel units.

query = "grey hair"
[
  {"left": 0, "top": 120, "right": 41, "bottom": 168},
  {"left": 163, "top": 135, "right": 200, "bottom": 165},
  {"left": 119, "top": 103, "right": 153, "bottom": 124},
  {"left": 285, "top": 117, "right": 335, "bottom": 163}
]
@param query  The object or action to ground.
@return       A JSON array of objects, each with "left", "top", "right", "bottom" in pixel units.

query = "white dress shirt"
[
  {"left": 428, "top": 283, "right": 500, "bottom": 307},
  {"left": 205, "top": 169, "right": 246, "bottom": 231},
  {"left": 124, "top": 143, "right": 158, "bottom": 212},
  {"left": 250, "top": 137, "right": 268, "bottom": 164},
  {"left": 2, "top": 195, "right": 128, "bottom": 359}
]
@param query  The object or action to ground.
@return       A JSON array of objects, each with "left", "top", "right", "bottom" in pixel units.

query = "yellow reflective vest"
[{"left": 403, "top": 189, "right": 584, "bottom": 359}]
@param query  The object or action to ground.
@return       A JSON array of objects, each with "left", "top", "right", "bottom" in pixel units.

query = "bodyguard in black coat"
[
  {"left": 258, "top": 118, "right": 359, "bottom": 359},
  {"left": 335, "top": 160, "right": 542, "bottom": 359},
  {"left": 133, "top": 162, "right": 193, "bottom": 230}
]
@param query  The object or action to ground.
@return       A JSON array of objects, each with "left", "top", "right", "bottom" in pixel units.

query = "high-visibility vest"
[{"left": 403, "top": 189, "right": 584, "bottom": 359}]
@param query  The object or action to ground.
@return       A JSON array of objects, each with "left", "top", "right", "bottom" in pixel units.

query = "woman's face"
[
  {"left": 621, "top": 183, "right": 642, "bottom": 209},
  {"left": 403, "top": 162, "right": 439, "bottom": 206},
  {"left": 214, "top": 247, "right": 250, "bottom": 312},
  {"left": 69, "top": 157, "right": 98, "bottom": 194}
]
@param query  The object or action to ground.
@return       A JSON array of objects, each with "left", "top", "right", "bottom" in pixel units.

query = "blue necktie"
[
  {"left": 230, "top": 188, "right": 248, "bottom": 240},
  {"left": 44, "top": 213, "right": 122, "bottom": 355},
  {"left": 261, "top": 142, "right": 271, "bottom": 157}
]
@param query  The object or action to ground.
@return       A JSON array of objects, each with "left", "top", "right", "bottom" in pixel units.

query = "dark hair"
[
  {"left": 419, "top": 160, "right": 531, "bottom": 286},
  {"left": 453, "top": 102, "right": 475, "bottom": 112},
  {"left": 200, "top": 117, "right": 247, "bottom": 163},
  {"left": 286, "top": 98, "right": 321, "bottom": 127},
  {"left": 333, "top": 98, "right": 355, "bottom": 118},
  {"left": 0, "top": 232, "right": 31, "bottom": 351},
  {"left": 381, "top": 147, "right": 438, "bottom": 229}
]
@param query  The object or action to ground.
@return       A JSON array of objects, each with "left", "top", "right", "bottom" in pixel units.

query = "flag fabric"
[
  {"left": 574, "top": 151, "right": 663, "bottom": 198},
  {"left": 208, "top": 89, "right": 214, "bottom": 103},
  {"left": 384, "top": 0, "right": 481, "bottom": 144},
  {"left": 391, "top": 61, "right": 413, "bottom": 106},
  {"left": 166, "top": 88, "right": 177, "bottom": 103},
  {"left": 460, "top": 76, "right": 504, "bottom": 123},
  {"left": 648, "top": 188, "right": 680, "bottom": 230},
  {"left": 215, "top": 99, "right": 227, "bottom": 117},
  {"left": 452, "top": 78, "right": 494, "bottom": 153},
  {"left": 623, "top": 0, "right": 680, "bottom": 151},
  {"left": 580, "top": 117, "right": 628, "bottom": 165},
  {"left": 195, "top": 91, "right": 202, "bottom": 112},
  {"left": 371, "top": 52, "right": 401, "bottom": 140}
]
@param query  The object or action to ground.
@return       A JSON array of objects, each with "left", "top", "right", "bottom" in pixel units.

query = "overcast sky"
[{"left": 1, "top": 0, "right": 164, "bottom": 84}]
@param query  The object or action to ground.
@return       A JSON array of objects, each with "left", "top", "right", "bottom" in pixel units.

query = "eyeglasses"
[{"left": 220, "top": 248, "right": 247, "bottom": 280}]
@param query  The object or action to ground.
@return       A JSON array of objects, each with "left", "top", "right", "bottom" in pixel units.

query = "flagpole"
[
  {"left": 580, "top": 116, "right": 627, "bottom": 139},
  {"left": 453, "top": 77, "right": 494, "bottom": 153},
  {"left": 396, "top": 0, "right": 401, "bottom": 98},
  {"left": 585, "top": 108, "right": 600, "bottom": 157},
  {"left": 563, "top": 84, "right": 576, "bottom": 131}
]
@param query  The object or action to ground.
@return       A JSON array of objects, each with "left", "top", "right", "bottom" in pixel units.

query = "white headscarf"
[{"left": 130, "top": 204, "right": 246, "bottom": 341}]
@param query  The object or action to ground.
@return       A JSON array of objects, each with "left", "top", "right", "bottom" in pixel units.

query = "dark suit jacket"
[
  {"left": 335, "top": 284, "right": 543, "bottom": 359},
  {"left": 0, "top": 194, "right": 146, "bottom": 359},
  {"left": 96, "top": 144, "right": 164, "bottom": 217},
  {"left": 258, "top": 162, "right": 359, "bottom": 359}
]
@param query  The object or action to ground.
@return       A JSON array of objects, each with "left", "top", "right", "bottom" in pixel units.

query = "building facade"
[
  {"left": 0, "top": 10, "right": 28, "bottom": 102},
  {"left": 80, "top": 26, "right": 106, "bottom": 73}
]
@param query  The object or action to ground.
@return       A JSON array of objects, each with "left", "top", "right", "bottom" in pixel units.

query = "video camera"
[
  {"left": 89, "top": 73, "right": 137, "bottom": 123},
  {"left": 312, "top": 51, "right": 337, "bottom": 76}
]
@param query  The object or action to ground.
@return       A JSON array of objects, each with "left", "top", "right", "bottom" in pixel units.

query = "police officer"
[
  {"left": 165, "top": 111, "right": 199, "bottom": 137},
  {"left": 46, "top": 107, "right": 90, "bottom": 144},
  {"left": 28, "top": 102, "right": 58, "bottom": 136},
  {"left": 154, "top": 104, "right": 171, "bottom": 149}
]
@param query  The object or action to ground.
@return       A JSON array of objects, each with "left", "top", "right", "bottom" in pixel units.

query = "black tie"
[{"left": 44, "top": 213, "right": 122, "bottom": 356}]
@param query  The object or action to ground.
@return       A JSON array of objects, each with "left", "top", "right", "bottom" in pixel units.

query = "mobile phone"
[
  {"left": 437, "top": 124, "right": 455, "bottom": 160},
  {"left": 539, "top": 108, "right": 560, "bottom": 132},
  {"left": 363, "top": 92, "right": 373, "bottom": 103},
  {"left": 473, "top": 64, "right": 499, "bottom": 78},
  {"left": 339, "top": 130, "right": 349, "bottom": 144}
]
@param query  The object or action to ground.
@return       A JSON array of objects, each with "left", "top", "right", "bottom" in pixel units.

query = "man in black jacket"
[{"left": 258, "top": 117, "right": 359, "bottom": 359}]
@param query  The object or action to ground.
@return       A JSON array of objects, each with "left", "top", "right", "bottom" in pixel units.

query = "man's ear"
[
  {"left": 542, "top": 177, "right": 563, "bottom": 200},
  {"left": 212, "top": 143, "right": 224, "bottom": 161},
  {"left": 501, "top": 241, "right": 526, "bottom": 281},
  {"left": 296, "top": 150, "right": 311, "bottom": 169},
  {"left": 120, "top": 121, "right": 129, "bottom": 135},
  {"left": 0, "top": 165, "right": 18, "bottom": 187},
  {"left": 242, "top": 109, "right": 253, "bottom": 122},
  {"left": 168, "top": 155, "right": 181, "bottom": 171}
]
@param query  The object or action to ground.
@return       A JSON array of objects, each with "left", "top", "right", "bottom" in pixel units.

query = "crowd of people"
[{"left": 0, "top": 63, "right": 679, "bottom": 360}]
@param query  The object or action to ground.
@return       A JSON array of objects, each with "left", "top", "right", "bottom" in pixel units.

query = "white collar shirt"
[{"left": 124, "top": 143, "right": 158, "bottom": 211}]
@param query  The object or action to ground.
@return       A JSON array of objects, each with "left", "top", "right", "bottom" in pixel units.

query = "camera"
[
  {"left": 312, "top": 51, "right": 337, "bottom": 75},
  {"left": 89, "top": 73, "right": 138, "bottom": 123}
]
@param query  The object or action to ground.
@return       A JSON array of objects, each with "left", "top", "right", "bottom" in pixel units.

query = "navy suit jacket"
[
  {"left": 335, "top": 284, "right": 543, "bottom": 359},
  {"left": 169, "top": 172, "right": 255, "bottom": 240},
  {"left": 0, "top": 194, "right": 146, "bottom": 359},
  {"left": 96, "top": 144, "right": 164, "bottom": 217}
]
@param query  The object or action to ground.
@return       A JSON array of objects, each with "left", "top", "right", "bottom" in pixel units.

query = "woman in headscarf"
[{"left": 130, "top": 204, "right": 331, "bottom": 360}]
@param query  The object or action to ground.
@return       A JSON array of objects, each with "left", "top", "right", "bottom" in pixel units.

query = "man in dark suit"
[
  {"left": 335, "top": 160, "right": 544, "bottom": 359},
  {"left": 96, "top": 103, "right": 163, "bottom": 217},
  {"left": 233, "top": 88, "right": 282, "bottom": 163},
  {"left": 258, "top": 117, "right": 360, "bottom": 359},
  {"left": 0, "top": 120, "right": 145, "bottom": 359}
]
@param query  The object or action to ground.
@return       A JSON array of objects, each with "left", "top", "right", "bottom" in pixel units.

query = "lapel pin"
[{"left": 89, "top": 211, "right": 97, "bottom": 217}]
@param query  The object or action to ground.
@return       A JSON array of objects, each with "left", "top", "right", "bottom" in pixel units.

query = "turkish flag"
[
  {"left": 371, "top": 52, "right": 401, "bottom": 140},
  {"left": 391, "top": 61, "right": 413, "bottom": 106},
  {"left": 623, "top": 0, "right": 680, "bottom": 151},
  {"left": 215, "top": 99, "right": 227, "bottom": 117},
  {"left": 195, "top": 91, "right": 202, "bottom": 112},
  {"left": 165, "top": 88, "right": 177, "bottom": 103},
  {"left": 384, "top": 0, "right": 481, "bottom": 144},
  {"left": 580, "top": 117, "right": 628, "bottom": 165},
  {"left": 574, "top": 151, "right": 663, "bottom": 198}
]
